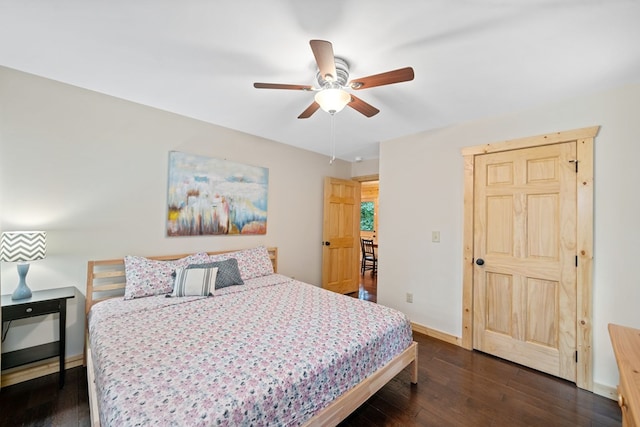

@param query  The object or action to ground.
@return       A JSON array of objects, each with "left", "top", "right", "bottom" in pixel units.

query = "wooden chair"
[{"left": 360, "top": 238, "right": 377, "bottom": 276}]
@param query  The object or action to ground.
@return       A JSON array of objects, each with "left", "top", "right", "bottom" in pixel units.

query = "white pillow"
[{"left": 172, "top": 266, "right": 218, "bottom": 297}]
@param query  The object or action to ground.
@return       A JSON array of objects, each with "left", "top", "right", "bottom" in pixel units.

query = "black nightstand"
[{"left": 1, "top": 286, "right": 75, "bottom": 388}]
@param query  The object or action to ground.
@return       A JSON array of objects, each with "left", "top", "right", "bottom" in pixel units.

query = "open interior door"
[{"left": 322, "top": 177, "right": 360, "bottom": 294}]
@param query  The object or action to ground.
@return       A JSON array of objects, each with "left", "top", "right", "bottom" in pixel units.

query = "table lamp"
[{"left": 0, "top": 231, "right": 47, "bottom": 300}]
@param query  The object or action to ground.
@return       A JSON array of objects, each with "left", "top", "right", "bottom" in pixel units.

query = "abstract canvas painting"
[{"left": 167, "top": 151, "right": 268, "bottom": 236}]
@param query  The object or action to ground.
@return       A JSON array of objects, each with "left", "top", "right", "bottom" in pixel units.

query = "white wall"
[
  {"left": 0, "top": 67, "right": 351, "bottom": 359},
  {"left": 351, "top": 158, "right": 379, "bottom": 178},
  {"left": 378, "top": 83, "right": 640, "bottom": 392}
]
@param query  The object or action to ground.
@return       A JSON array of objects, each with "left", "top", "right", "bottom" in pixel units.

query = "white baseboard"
[{"left": 1, "top": 353, "right": 84, "bottom": 388}]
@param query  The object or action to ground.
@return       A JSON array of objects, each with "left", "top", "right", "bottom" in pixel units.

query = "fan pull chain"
[{"left": 329, "top": 113, "right": 336, "bottom": 164}]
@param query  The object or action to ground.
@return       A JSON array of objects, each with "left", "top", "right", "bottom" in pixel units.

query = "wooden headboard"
[{"left": 85, "top": 247, "right": 278, "bottom": 317}]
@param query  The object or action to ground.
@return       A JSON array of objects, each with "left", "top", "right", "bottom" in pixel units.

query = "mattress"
[{"left": 88, "top": 273, "right": 413, "bottom": 426}]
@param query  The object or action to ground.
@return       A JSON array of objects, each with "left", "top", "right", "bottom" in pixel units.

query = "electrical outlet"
[
  {"left": 406, "top": 293, "right": 413, "bottom": 303},
  {"left": 432, "top": 231, "right": 440, "bottom": 243}
]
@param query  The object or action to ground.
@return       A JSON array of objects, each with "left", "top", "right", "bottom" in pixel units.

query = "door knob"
[{"left": 475, "top": 258, "right": 485, "bottom": 266}]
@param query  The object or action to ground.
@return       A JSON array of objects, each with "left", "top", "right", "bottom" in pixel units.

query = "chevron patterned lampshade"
[
  {"left": 0, "top": 231, "right": 46, "bottom": 300},
  {"left": 0, "top": 231, "right": 47, "bottom": 262}
]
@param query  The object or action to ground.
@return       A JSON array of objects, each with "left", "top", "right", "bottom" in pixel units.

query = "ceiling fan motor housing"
[{"left": 317, "top": 57, "right": 349, "bottom": 88}]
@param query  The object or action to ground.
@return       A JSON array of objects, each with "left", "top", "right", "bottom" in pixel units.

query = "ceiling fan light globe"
[{"left": 315, "top": 89, "right": 351, "bottom": 114}]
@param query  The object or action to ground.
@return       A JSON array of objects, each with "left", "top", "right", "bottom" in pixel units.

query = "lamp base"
[{"left": 11, "top": 263, "right": 33, "bottom": 300}]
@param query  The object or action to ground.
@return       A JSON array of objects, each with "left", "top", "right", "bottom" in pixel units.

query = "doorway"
[
  {"left": 360, "top": 181, "right": 379, "bottom": 243},
  {"left": 461, "top": 126, "right": 597, "bottom": 390},
  {"left": 356, "top": 177, "right": 379, "bottom": 302},
  {"left": 321, "top": 175, "right": 379, "bottom": 302}
]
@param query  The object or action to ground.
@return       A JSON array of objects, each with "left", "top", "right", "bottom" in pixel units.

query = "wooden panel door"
[
  {"left": 322, "top": 177, "right": 360, "bottom": 294},
  {"left": 473, "top": 141, "right": 577, "bottom": 381}
]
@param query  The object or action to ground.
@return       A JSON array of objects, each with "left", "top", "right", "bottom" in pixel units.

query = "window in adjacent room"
[{"left": 361, "top": 201, "right": 375, "bottom": 231}]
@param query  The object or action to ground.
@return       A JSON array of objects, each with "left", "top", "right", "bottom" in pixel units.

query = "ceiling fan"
[{"left": 253, "top": 40, "right": 415, "bottom": 119}]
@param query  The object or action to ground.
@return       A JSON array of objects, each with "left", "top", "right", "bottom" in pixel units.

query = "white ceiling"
[{"left": 1, "top": 1, "right": 639, "bottom": 161}]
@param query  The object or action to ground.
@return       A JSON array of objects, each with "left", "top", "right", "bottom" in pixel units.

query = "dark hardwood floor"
[
  {"left": 0, "top": 362, "right": 90, "bottom": 427},
  {"left": 341, "top": 332, "right": 621, "bottom": 426},
  {"left": 0, "top": 273, "right": 621, "bottom": 426},
  {"left": 343, "top": 273, "right": 621, "bottom": 426},
  {"left": 347, "top": 269, "right": 377, "bottom": 303}
]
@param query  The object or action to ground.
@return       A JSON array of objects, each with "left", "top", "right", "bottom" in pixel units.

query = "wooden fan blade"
[
  {"left": 348, "top": 94, "right": 380, "bottom": 117},
  {"left": 349, "top": 67, "right": 415, "bottom": 90},
  {"left": 310, "top": 40, "right": 337, "bottom": 82},
  {"left": 254, "top": 82, "right": 313, "bottom": 90},
  {"left": 298, "top": 102, "right": 320, "bottom": 119}
]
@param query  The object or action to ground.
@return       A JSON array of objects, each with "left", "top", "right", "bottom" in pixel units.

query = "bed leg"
[{"left": 410, "top": 341, "right": 418, "bottom": 384}]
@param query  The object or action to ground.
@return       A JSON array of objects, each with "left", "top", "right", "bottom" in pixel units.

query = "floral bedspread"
[{"left": 88, "top": 274, "right": 413, "bottom": 426}]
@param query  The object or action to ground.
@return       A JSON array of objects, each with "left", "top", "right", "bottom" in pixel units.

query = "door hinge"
[
  {"left": 575, "top": 255, "right": 578, "bottom": 267},
  {"left": 569, "top": 159, "right": 578, "bottom": 173},
  {"left": 575, "top": 350, "right": 578, "bottom": 363}
]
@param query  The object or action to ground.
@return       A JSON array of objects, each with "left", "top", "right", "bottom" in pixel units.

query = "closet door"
[{"left": 473, "top": 141, "right": 577, "bottom": 382}]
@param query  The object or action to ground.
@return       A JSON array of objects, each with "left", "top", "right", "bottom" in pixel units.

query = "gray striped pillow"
[{"left": 172, "top": 266, "right": 218, "bottom": 297}]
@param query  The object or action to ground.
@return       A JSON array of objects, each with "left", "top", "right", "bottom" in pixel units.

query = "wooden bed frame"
[{"left": 84, "top": 247, "right": 418, "bottom": 427}]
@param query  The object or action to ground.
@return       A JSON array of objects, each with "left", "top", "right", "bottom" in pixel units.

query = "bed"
[{"left": 85, "top": 246, "right": 418, "bottom": 426}]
